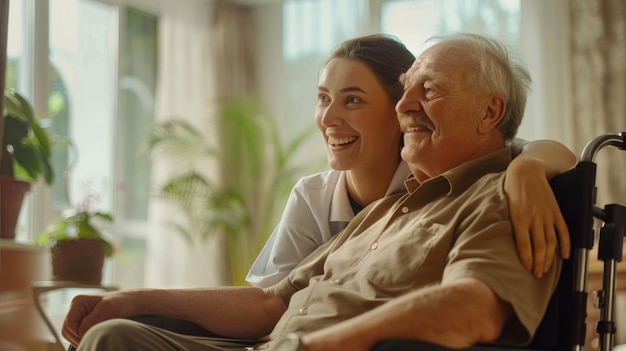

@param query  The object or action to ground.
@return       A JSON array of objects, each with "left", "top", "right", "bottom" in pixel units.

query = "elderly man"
[{"left": 62, "top": 33, "right": 561, "bottom": 351}]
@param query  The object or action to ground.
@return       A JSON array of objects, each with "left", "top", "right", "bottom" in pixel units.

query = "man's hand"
[
  {"left": 505, "top": 157, "right": 570, "bottom": 278},
  {"left": 62, "top": 291, "right": 136, "bottom": 347},
  {"left": 296, "top": 279, "right": 509, "bottom": 351}
]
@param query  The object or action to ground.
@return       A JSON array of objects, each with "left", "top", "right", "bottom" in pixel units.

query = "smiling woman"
[{"left": 246, "top": 34, "right": 415, "bottom": 287}]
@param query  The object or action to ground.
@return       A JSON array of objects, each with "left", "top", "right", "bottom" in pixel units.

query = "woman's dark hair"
[{"left": 326, "top": 34, "right": 415, "bottom": 104}]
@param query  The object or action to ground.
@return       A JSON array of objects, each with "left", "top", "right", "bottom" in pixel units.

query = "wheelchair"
[
  {"left": 372, "top": 132, "right": 626, "bottom": 351},
  {"left": 68, "top": 132, "right": 626, "bottom": 351}
]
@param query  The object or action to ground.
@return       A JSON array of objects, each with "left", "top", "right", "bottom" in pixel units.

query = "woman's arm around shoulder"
[{"left": 506, "top": 139, "right": 576, "bottom": 278}]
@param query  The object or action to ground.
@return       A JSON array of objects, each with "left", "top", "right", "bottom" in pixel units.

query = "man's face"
[{"left": 395, "top": 43, "right": 493, "bottom": 182}]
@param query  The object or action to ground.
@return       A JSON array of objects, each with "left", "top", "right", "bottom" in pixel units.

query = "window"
[
  {"left": 380, "top": 0, "right": 521, "bottom": 54},
  {"left": 278, "top": 0, "right": 560, "bottom": 148},
  {"left": 5, "top": 0, "right": 29, "bottom": 239},
  {"left": 6, "top": 0, "right": 25, "bottom": 92},
  {"left": 6, "top": 0, "right": 158, "bottom": 287},
  {"left": 49, "top": 0, "right": 119, "bottom": 213}
]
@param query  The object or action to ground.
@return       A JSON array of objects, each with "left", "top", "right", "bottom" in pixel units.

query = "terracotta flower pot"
[
  {"left": 0, "top": 176, "right": 31, "bottom": 239},
  {"left": 51, "top": 238, "right": 106, "bottom": 284}
]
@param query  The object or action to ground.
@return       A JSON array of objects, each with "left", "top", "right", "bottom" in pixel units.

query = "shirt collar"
[
  {"left": 404, "top": 146, "right": 512, "bottom": 195},
  {"left": 330, "top": 161, "right": 413, "bottom": 222},
  {"left": 330, "top": 171, "right": 355, "bottom": 223},
  {"left": 386, "top": 160, "right": 411, "bottom": 196}
]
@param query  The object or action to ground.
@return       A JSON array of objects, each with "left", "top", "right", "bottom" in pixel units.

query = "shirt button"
[
  {"left": 299, "top": 307, "right": 308, "bottom": 315},
  {"left": 401, "top": 206, "right": 409, "bottom": 213}
]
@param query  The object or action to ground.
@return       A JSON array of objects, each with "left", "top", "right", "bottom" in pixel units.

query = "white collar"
[{"left": 328, "top": 161, "right": 412, "bottom": 223}]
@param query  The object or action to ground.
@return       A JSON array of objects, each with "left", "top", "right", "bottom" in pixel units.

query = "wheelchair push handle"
[{"left": 581, "top": 132, "right": 626, "bottom": 162}]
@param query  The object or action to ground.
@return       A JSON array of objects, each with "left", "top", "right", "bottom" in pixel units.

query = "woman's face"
[{"left": 315, "top": 58, "right": 401, "bottom": 172}]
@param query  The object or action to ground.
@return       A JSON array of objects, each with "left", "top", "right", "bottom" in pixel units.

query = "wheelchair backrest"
[
  {"left": 529, "top": 163, "right": 596, "bottom": 350},
  {"left": 531, "top": 132, "right": 625, "bottom": 351}
]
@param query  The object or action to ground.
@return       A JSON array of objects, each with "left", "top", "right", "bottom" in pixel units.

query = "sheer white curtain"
[
  {"left": 569, "top": 0, "right": 626, "bottom": 207},
  {"left": 518, "top": 0, "right": 572, "bottom": 143},
  {"left": 256, "top": 0, "right": 371, "bottom": 164},
  {"left": 146, "top": 0, "right": 220, "bottom": 288}
]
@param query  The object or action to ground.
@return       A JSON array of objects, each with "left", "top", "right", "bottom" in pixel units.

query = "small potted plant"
[
  {"left": 36, "top": 185, "right": 114, "bottom": 284},
  {"left": 1, "top": 90, "right": 54, "bottom": 239}
]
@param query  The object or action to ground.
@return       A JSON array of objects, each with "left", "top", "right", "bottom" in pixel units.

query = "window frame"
[{"left": 11, "top": 0, "right": 161, "bottom": 287}]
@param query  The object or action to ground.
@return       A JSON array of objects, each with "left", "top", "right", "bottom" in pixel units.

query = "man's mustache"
[{"left": 398, "top": 112, "right": 435, "bottom": 132}]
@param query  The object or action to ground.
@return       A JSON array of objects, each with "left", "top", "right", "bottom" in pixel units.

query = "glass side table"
[{"left": 32, "top": 281, "right": 118, "bottom": 351}]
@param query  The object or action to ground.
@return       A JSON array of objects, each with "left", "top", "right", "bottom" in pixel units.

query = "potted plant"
[
  {"left": 147, "top": 98, "right": 321, "bottom": 285},
  {"left": 1, "top": 90, "right": 54, "bottom": 239},
  {"left": 36, "top": 191, "right": 115, "bottom": 284}
]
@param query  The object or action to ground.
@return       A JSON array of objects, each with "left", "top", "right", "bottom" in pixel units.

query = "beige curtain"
[
  {"left": 212, "top": 0, "right": 256, "bottom": 99},
  {"left": 147, "top": 0, "right": 257, "bottom": 288},
  {"left": 147, "top": 0, "right": 220, "bottom": 288},
  {"left": 210, "top": 0, "right": 257, "bottom": 285},
  {"left": 570, "top": 0, "right": 626, "bottom": 206}
]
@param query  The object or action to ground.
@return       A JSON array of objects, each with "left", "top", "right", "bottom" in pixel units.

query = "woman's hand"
[{"left": 505, "top": 157, "right": 571, "bottom": 278}]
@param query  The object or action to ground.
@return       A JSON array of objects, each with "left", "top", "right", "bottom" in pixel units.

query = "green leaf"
[
  {"left": 3, "top": 114, "right": 29, "bottom": 144},
  {"left": 2, "top": 90, "right": 55, "bottom": 185},
  {"left": 93, "top": 212, "right": 114, "bottom": 222},
  {"left": 5, "top": 90, "right": 36, "bottom": 123},
  {"left": 36, "top": 219, "right": 73, "bottom": 245},
  {"left": 12, "top": 142, "right": 43, "bottom": 181},
  {"left": 30, "top": 118, "right": 52, "bottom": 158},
  {"left": 145, "top": 119, "right": 216, "bottom": 165}
]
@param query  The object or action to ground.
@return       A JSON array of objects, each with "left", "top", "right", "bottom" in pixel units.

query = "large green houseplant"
[
  {"left": 147, "top": 98, "right": 320, "bottom": 285},
  {"left": 1, "top": 90, "right": 54, "bottom": 239}
]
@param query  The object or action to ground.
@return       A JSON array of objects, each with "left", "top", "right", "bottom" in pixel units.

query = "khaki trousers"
[{"left": 76, "top": 319, "right": 260, "bottom": 351}]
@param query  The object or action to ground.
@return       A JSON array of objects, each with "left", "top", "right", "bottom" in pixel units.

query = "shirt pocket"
[{"left": 357, "top": 221, "right": 448, "bottom": 288}]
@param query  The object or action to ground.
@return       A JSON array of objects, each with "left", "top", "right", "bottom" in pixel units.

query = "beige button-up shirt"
[{"left": 269, "top": 146, "right": 560, "bottom": 346}]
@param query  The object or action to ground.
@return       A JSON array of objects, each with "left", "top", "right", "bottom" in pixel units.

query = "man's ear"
[{"left": 477, "top": 95, "right": 506, "bottom": 134}]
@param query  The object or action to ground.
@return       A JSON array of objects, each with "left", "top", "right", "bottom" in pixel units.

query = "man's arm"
[
  {"left": 507, "top": 139, "right": 576, "bottom": 278},
  {"left": 301, "top": 278, "right": 511, "bottom": 351},
  {"left": 62, "top": 286, "right": 287, "bottom": 347}
]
